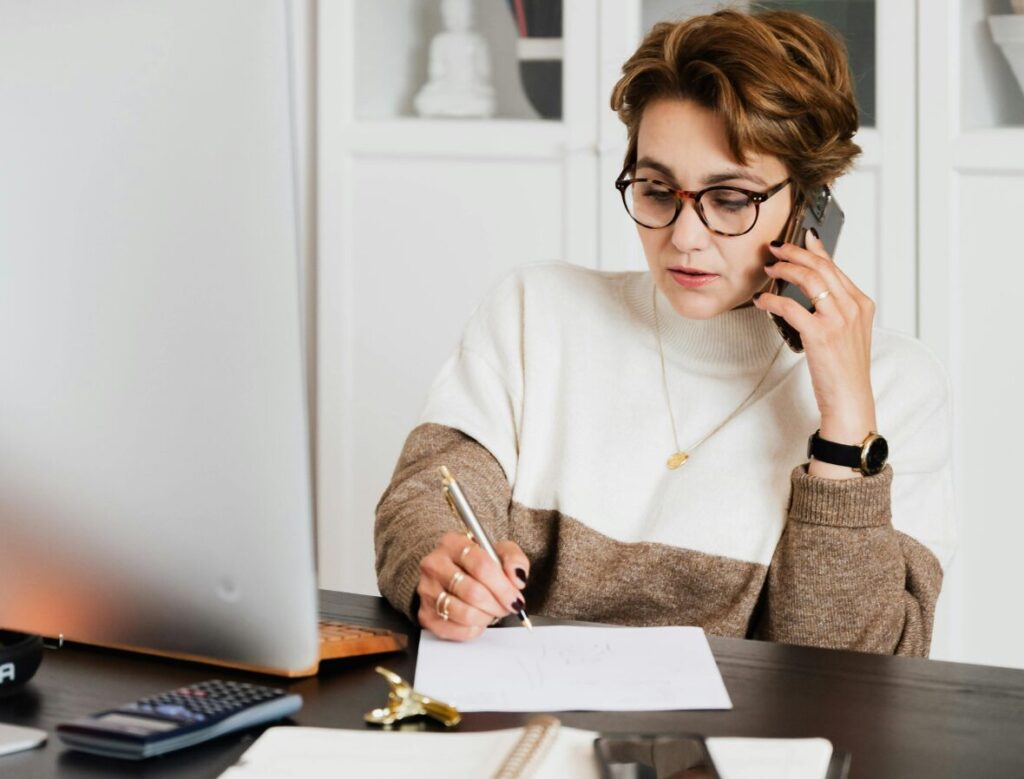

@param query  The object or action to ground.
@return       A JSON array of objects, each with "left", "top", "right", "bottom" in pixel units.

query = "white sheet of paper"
[
  {"left": 414, "top": 625, "right": 732, "bottom": 712},
  {"left": 706, "top": 737, "right": 833, "bottom": 779},
  {"left": 0, "top": 723, "right": 47, "bottom": 757}
]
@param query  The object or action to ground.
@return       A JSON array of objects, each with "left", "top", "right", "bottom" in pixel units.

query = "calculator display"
[{"left": 97, "top": 714, "right": 178, "bottom": 733}]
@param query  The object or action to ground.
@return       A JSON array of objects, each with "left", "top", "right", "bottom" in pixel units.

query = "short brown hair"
[{"left": 610, "top": 8, "right": 861, "bottom": 197}]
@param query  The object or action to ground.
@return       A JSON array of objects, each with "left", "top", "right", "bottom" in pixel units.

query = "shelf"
[
  {"left": 339, "top": 115, "right": 881, "bottom": 168},
  {"left": 353, "top": 0, "right": 558, "bottom": 122},
  {"left": 341, "top": 118, "right": 570, "bottom": 160},
  {"left": 960, "top": 2, "right": 1024, "bottom": 130}
]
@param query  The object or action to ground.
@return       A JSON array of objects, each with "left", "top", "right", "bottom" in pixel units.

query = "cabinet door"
[
  {"left": 317, "top": 1, "right": 599, "bottom": 595},
  {"left": 919, "top": 0, "right": 1024, "bottom": 670}
]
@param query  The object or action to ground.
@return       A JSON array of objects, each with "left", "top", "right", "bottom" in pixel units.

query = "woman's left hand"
[{"left": 754, "top": 231, "right": 878, "bottom": 462}]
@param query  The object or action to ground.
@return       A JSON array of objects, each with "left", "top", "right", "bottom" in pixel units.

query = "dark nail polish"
[
  {"left": 515, "top": 568, "right": 528, "bottom": 586},
  {"left": 770, "top": 239, "right": 784, "bottom": 248},
  {"left": 809, "top": 227, "right": 820, "bottom": 240},
  {"left": 511, "top": 598, "right": 525, "bottom": 613}
]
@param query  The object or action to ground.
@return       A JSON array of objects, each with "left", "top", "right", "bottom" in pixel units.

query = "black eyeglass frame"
[{"left": 614, "top": 173, "right": 792, "bottom": 237}]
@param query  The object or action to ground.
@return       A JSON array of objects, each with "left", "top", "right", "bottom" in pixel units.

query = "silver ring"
[
  {"left": 435, "top": 591, "right": 451, "bottom": 621},
  {"left": 459, "top": 544, "right": 472, "bottom": 564},
  {"left": 810, "top": 289, "right": 831, "bottom": 305},
  {"left": 448, "top": 569, "right": 465, "bottom": 595}
]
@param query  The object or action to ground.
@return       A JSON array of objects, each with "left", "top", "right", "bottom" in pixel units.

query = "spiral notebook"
[
  {"left": 219, "top": 721, "right": 847, "bottom": 779},
  {"left": 218, "top": 717, "right": 599, "bottom": 779}
]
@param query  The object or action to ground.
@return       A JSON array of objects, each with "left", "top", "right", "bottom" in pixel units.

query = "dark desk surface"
[{"left": 2, "top": 590, "right": 1023, "bottom": 778}]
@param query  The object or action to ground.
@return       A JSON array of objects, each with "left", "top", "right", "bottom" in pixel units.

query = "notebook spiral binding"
[{"left": 492, "top": 715, "right": 562, "bottom": 779}]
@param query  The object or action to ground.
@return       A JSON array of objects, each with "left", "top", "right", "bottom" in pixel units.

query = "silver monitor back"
[{"left": 0, "top": 2, "right": 319, "bottom": 674}]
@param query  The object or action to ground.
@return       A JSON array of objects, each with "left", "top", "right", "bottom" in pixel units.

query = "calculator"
[{"left": 56, "top": 680, "right": 302, "bottom": 759}]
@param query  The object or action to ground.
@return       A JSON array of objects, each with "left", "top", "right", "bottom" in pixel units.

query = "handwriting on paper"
[{"left": 415, "top": 625, "right": 732, "bottom": 712}]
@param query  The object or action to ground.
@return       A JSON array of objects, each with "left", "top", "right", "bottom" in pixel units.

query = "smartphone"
[
  {"left": 769, "top": 184, "right": 845, "bottom": 352},
  {"left": 594, "top": 734, "right": 720, "bottom": 779}
]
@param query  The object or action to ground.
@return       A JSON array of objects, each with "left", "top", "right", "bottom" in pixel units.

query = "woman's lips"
[{"left": 668, "top": 268, "right": 720, "bottom": 288}]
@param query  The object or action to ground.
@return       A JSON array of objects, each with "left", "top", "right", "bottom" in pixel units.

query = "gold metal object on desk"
[{"left": 363, "top": 666, "right": 462, "bottom": 727}]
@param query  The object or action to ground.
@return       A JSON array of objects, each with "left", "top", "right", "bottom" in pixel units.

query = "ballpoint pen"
[{"left": 439, "top": 465, "right": 533, "bottom": 630}]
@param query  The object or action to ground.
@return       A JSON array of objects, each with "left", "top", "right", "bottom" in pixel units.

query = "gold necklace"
[{"left": 653, "top": 284, "right": 785, "bottom": 470}]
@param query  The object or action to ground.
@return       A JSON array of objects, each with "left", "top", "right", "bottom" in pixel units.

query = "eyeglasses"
[{"left": 614, "top": 173, "right": 791, "bottom": 236}]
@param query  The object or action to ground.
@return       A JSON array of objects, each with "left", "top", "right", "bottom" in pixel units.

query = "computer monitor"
[{"left": 0, "top": 3, "right": 320, "bottom": 674}]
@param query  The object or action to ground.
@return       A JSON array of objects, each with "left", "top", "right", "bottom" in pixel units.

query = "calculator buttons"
[
  {"left": 58, "top": 679, "right": 301, "bottom": 760},
  {"left": 127, "top": 681, "right": 285, "bottom": 725}
]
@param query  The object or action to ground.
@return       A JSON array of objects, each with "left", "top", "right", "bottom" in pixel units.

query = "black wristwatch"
[{"left": 806, "top": 429, "right": 889, "bottom": 476}]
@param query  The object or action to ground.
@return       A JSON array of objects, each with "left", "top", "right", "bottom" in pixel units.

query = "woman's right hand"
[{"left": 416, "top": 532, "right": 530, "bottom": 641}]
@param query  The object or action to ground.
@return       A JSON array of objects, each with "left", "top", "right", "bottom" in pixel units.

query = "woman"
[{"left": 374, "top": 9, "right": 953, "bottom": 656}]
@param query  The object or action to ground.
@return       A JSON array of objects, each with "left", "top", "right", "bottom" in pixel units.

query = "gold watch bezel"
[{"left": 859, "top": 431, "right": 884, "bottom": 475}]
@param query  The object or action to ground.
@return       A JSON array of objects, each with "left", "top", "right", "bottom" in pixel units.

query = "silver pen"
[{"left": 439, "top": 465, "right": 533, "bottom": 630}]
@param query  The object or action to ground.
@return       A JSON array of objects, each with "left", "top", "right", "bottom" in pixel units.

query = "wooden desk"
[{"left": 2, "top": 590, "right": 1023, "bottom": 778}]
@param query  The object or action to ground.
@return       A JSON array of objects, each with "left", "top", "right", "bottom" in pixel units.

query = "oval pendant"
[{"left": 666, "top": 451, "right": 689, "bottom": 469}]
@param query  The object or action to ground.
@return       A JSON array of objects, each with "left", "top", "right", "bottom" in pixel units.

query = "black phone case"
[
  {"left": 594, "top": 734, "right": 720, "bottom": 778},
  {"left": 594, "top": 733, "right": 851, "bottom": 779},
  {"left": 769, "top": 186, "right": 845, "bottom": 352}
]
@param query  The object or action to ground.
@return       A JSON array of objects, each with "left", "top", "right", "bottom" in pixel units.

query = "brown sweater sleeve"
[
  {"left": 756, "top": 463, "right": 944, "bottom": 657},
  {"left": 374, "top": 423, "right": 514, "bottom": 622}
]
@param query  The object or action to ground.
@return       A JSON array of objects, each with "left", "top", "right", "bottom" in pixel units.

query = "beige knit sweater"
[{"left": 375, "top": 263, "right": 955, "bottom": 656}]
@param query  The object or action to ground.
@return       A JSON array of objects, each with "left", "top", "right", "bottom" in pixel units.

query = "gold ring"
[
  {"left": 435, "top": 591, "right": 451, "bottom": 621},
  {"left": 460, "top": 544, "right": 472, "bottom": 564},
  {"left": 448, "top": 569, "right": 465, "bottom": 595},
  {"left": 810, "top": 289, "right": 831, "bottom": 305}
]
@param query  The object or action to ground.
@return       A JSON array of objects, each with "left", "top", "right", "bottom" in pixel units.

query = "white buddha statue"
[{"left": 414, "top": 0, "right": 496, "bottom": 118}]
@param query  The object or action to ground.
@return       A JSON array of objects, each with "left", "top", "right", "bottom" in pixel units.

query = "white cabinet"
[
  {"left": 317, "top": 0, "right": 601, "bottom": 598},
  {"left": 317, "top": 1, "right": 1024, "bottom": 670},
  {"left": 317, "top": 0, "right": 915, "bottom": 590},
  {"left": 919, "top": 0, "right": 1024, "bottom": 669},
  {"left": 319, "top": 0, "right": 917, "bottom": 597}
]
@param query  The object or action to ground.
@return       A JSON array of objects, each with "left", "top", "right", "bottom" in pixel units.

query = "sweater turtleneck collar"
[{"left": 625, "top": 271, "right": 788, "bottom": 376}]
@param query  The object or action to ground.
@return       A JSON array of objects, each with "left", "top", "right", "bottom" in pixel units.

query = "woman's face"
[{"left": 633, "top": 98, "right": 794, "bottom": 319}]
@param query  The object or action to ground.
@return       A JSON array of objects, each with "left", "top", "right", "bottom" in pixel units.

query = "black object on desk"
[
  {"left": 594, "top": 733, "right": 851, "bottom": 779},
  {"left": 0, "top": 631, "right": 44, "bottom": 696},
  {"left": 56, "top": 680, "right": 301, "bottom": 760},
  {"left": 2, "top": 590, "right": 1024, "bottom": 778}
]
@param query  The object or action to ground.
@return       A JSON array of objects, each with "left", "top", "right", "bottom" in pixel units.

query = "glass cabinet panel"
[
  {"left": 641, "top": 0, "right": 876, "bottom": 127},
  {"left": 353, "top": 0, "right": 564, "bottom": 121}
]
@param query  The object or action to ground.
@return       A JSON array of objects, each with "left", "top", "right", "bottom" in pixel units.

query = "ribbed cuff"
[
  {"left": 388, "top": 537, "right": 443, "bottom": 623},
  {"left": 788, "top": 463, "right": 893, "bottom": 528}
]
